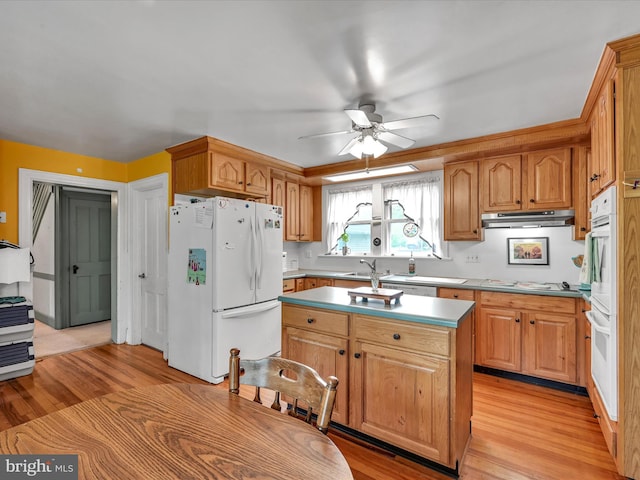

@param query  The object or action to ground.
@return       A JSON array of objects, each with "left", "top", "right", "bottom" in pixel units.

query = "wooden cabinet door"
[
  {"left": 304, "top": 277, "right": 318, "bottom": 290},
  {"left": 573, "top": 146, "right": 590, "bottom": 240},
  {"left": 173, "top": 152, "right": 208, "bottom": 193},
  {"left": 481, "top": 155, "right": 523, "bottom": 212},
  {"left": 522, "top": 312, "right": 577, "bottom": 383},
  {"left": 211, "top": 153, "right": 244, "bottom": 191},
  {"left": 245, "top": 163, "right": 269, "bottom": 196},
  {"left": 590, "top": 73, "right": 616, "bottom": 197},
  {"left": 283, "top": 327, "right": 349, "bottom": 425},
  {"left": 351, "top": 341, "right": 450, "bottom": 464},
  {"left": 476, "top": 307, "right": 521, "bottom": 372},
  {"left": 298, "top": 185, "right": 313, "bottom": 241},
  {"left": 271, "top": 177, "right": 285, "bottom": 207},
  {"left": 295, "top": 278, "right": 305, "bottom": 291},
  {"left": 525, "top": 148, "right": 572, "bottom": 209},
  {"left": 444, "top": 161, "right": 481, "bottom": 240},
  {"left": 285, "top": 182, "right": 300, "bottom": 241}
]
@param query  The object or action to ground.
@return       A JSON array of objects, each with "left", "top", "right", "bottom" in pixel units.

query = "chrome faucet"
[{"left": 360, "top": 258, "right": 376, "bottom": 273}]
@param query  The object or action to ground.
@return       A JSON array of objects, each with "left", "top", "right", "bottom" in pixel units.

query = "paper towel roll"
[{"left": 0, "top": 248, "right": 31, "bottom": 284}]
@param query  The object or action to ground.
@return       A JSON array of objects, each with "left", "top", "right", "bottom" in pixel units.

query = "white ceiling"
[{"left": 1, "top": 1, "right": 639, "bottom": 168}]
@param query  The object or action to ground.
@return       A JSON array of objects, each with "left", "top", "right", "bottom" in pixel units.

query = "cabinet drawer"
[
  {"left": 438, "top": 288, "right": 475, "bottom": 301},
  {"left": 282, "top": 279, "right": 295, "bottom": 293},
  {"left": 480, "top": 291, "right": 576, "bottom": 314},
  {"left": 354, "top": 315, "right": 450, "bottom": 357},
  {"left": 282, "top": 305, "right": 349, "bottom": 336}
]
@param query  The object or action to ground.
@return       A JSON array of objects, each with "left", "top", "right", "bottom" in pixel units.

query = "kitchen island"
[{"left": 278, "top": 286, "right": 475, "bottom": 476}]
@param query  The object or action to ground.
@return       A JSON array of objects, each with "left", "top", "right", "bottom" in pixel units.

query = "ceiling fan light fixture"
[
  {"left": 348, "top": 133, "right": 387, "bottom": 159},
  {"left": 323, "top": 164, "right": 418, "bottom": 183}
]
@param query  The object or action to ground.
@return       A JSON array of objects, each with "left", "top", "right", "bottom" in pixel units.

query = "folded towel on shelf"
[{"left": 0, "top": 248, "right": 30, "bottom": 284}]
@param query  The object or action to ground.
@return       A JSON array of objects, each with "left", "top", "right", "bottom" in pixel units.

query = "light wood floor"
[{"left": 0, "top": 344, "right": 624, "bottom": 480}]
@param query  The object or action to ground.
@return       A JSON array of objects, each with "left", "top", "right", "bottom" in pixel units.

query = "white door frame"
[
  {"left": 128, "top": 173, "right": 169, "bottom": 353},
  {"left": 19, "top": 168, "right": 132, "bottom": 344}
]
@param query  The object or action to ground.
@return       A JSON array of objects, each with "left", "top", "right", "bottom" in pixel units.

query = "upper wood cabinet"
[
  {"left": 526, "top": 148, "right": 572, "bottom": 209},
  {"left": 481, "top": 155, "right": 522, "bottom": 212},
  {"left": 271, "top": 176, "right": 286, "bottom": 208},
  {"left": 444, "top": 160, "right": 481, "bottom": 241},
  {"left": 285, "top": 181, "right": 313, "bottom": 242},
  {"left": 167, "top": 136, "right": 302, "bottom": 200},
  {"left": 480, "top": 148, "right": 572, "bottom": 212},
  {"left": 573, "top": 146, "right": 590, "bottom": 240},
  {"left": 589, "top": 70, "right": 616, "bottom": 198}
]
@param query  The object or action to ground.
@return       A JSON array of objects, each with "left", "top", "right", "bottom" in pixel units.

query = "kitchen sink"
[
  {"left": 382, "top": 274, "right": 467, "bottom": 284},
  {"left": 338, "top": 272, "right": 371, "bottom": 277}
]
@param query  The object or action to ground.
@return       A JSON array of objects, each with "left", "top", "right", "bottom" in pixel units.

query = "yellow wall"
[
  {"left": 0, "top": 139, "right": 170, "bottom": 243},
  {"left": 127, "top": 151, "right": 171, "bottom": 182}
]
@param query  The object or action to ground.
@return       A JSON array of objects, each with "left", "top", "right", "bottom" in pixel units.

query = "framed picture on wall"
[{"left": 507, "top": 237, "right": 549, "bottom": 265}]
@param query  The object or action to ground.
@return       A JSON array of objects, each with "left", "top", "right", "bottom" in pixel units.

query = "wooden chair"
[{"left": 228, "top": 348, "right": 339, "bottom": 434}]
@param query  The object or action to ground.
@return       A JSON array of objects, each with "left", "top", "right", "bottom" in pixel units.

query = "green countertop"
[
  {"left": 278, "top": 286, "right": 475, "bottom": 328},
  {"left": 283, "top": 269, "right": 588, "bottom": 300}
]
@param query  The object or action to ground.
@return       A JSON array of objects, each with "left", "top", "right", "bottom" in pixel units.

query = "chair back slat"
[{"left": 229, "top": 348, "right": 338, "bottom": 434}]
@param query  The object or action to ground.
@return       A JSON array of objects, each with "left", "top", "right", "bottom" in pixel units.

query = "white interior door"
[{"left": 129, "top": 174, "right": 168, "bottom": 352}]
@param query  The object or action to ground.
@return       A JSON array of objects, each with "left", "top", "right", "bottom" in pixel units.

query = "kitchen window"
[{"left": 325, "top": 172, "right": 444, "bottom": 257}]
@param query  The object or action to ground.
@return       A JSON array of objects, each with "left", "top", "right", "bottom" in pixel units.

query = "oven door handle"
[
  {"left": 586, "top": 310, "right": 611, "bottom": 335},
  {"left": 590, "top": 296, "right": 611, "bottom": 316}
]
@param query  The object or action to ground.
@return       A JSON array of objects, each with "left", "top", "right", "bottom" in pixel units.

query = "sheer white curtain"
[
  {"left": 325, "top": 186, "right": 372, "bottom": 253},
  {"left": 382, "top": 175, "right": 442, "bottom": 256}
]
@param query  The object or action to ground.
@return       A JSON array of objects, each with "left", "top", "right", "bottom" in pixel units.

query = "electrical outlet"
[{"left": 305, "top": 250, "right": 312, "bottom": 258}]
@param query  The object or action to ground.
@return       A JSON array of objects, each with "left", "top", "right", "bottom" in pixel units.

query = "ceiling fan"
[{"left": 299, "top": 103, "right": 439, "bottom": 159}]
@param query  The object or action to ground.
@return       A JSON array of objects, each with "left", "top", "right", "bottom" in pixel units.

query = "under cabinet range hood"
[{"left": 481, "top": 210, "right": 575, "bottom": 228}]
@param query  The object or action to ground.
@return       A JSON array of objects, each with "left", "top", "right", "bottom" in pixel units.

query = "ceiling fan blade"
[
  {"left": 377, "top": 131, "right": 415, "bottom": 149},
  {"left": 338, "top": 137, "right": 360, "bottom": 156},
  {"left": 298, "top": 129, "right": 355, "bottom": 140},
  {"left": 344, "top": 109, "right": 372, "bottom": 128},
  {"left": 380, "top": 114, "right": 439, "bottom": 131}
]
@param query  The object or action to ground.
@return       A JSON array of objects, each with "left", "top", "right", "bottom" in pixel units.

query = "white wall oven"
[{"left": 586, "top": 186, "right": 617, "bottom": 420}]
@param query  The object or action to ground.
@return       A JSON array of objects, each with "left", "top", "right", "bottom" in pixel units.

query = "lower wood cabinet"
[
  {"left": 284, "top": 326, "right": 349, "bottom": 425},
  {"left": 282, "top": 303, "right": 472, "bottom": 470},
  {"left": 304, "top": 277, "right": 334, "bottom": 289},
  {"left": 351, "top": 316, "right": 452, "bottom": 464},
  {"left": 476, "top": 291, "right": 578, "bottom": 384}
]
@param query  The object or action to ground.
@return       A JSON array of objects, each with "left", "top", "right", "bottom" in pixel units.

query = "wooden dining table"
[{"left": 0, "top": 383, "right": 354, "bottom": 479}]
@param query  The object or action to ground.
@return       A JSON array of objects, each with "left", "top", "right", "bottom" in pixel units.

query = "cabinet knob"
[
  {"left": 472, "top": 229, "right": 478, "bottom": 234},
  {"left": 339, "top": 349, "right": 345, "bottom": 355},
  {"left": 516, "top": 199, "right": 521, "bottom": 204},
  {"left": 529, "top": 199, "right": 535, "bottom": 203},
  {"left": 580, "top": 227, "right": 586, "bottom": 231},
  {"left": 530, "top": 320, "right": 535, "bottom": 325},
  {"left": 515, "top": 318, "right": 521, "bottom": 323},
  {"left": 354, "top": 353, "right": 361, "bottom": 359},
  {"left": 453, "top": 294, "right": 459, "bottom": 298},
  {"left": 585, "top": 335, "right": 591, "bottom": 340},
  {"left": 593, "top": 413, "right": 600, "bottom": 419},
  {"left": 306, "top": 317, "right": 314, "bottom": 324},
  {"left": 247, "top": 182, "right": 252, "bottom": 186},
  {"left": 238, "top": 181, "right": 243, "bottom": 185},
  {"left": 392, "top": 333, "right": 401, "bottom": 340}
]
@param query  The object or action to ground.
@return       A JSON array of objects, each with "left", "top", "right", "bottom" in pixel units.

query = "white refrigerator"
[{"left": 167, "top": 197, "right": 283, "bottom": 384}]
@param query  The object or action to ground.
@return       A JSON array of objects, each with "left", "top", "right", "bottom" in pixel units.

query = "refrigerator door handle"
[
  {"left": 221, "top": 300, "right": 281, "bottom": 318},
  {"left": 256, "top": 216, "right": 264, "bottom": 289},
  {"left": 249, "top": 216, "right": 256, "bottom": 291}
]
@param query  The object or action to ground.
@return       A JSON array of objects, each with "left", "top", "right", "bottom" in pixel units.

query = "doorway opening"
[{"left": 18, "top": 169, "right": 130, "bottom": 351}]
